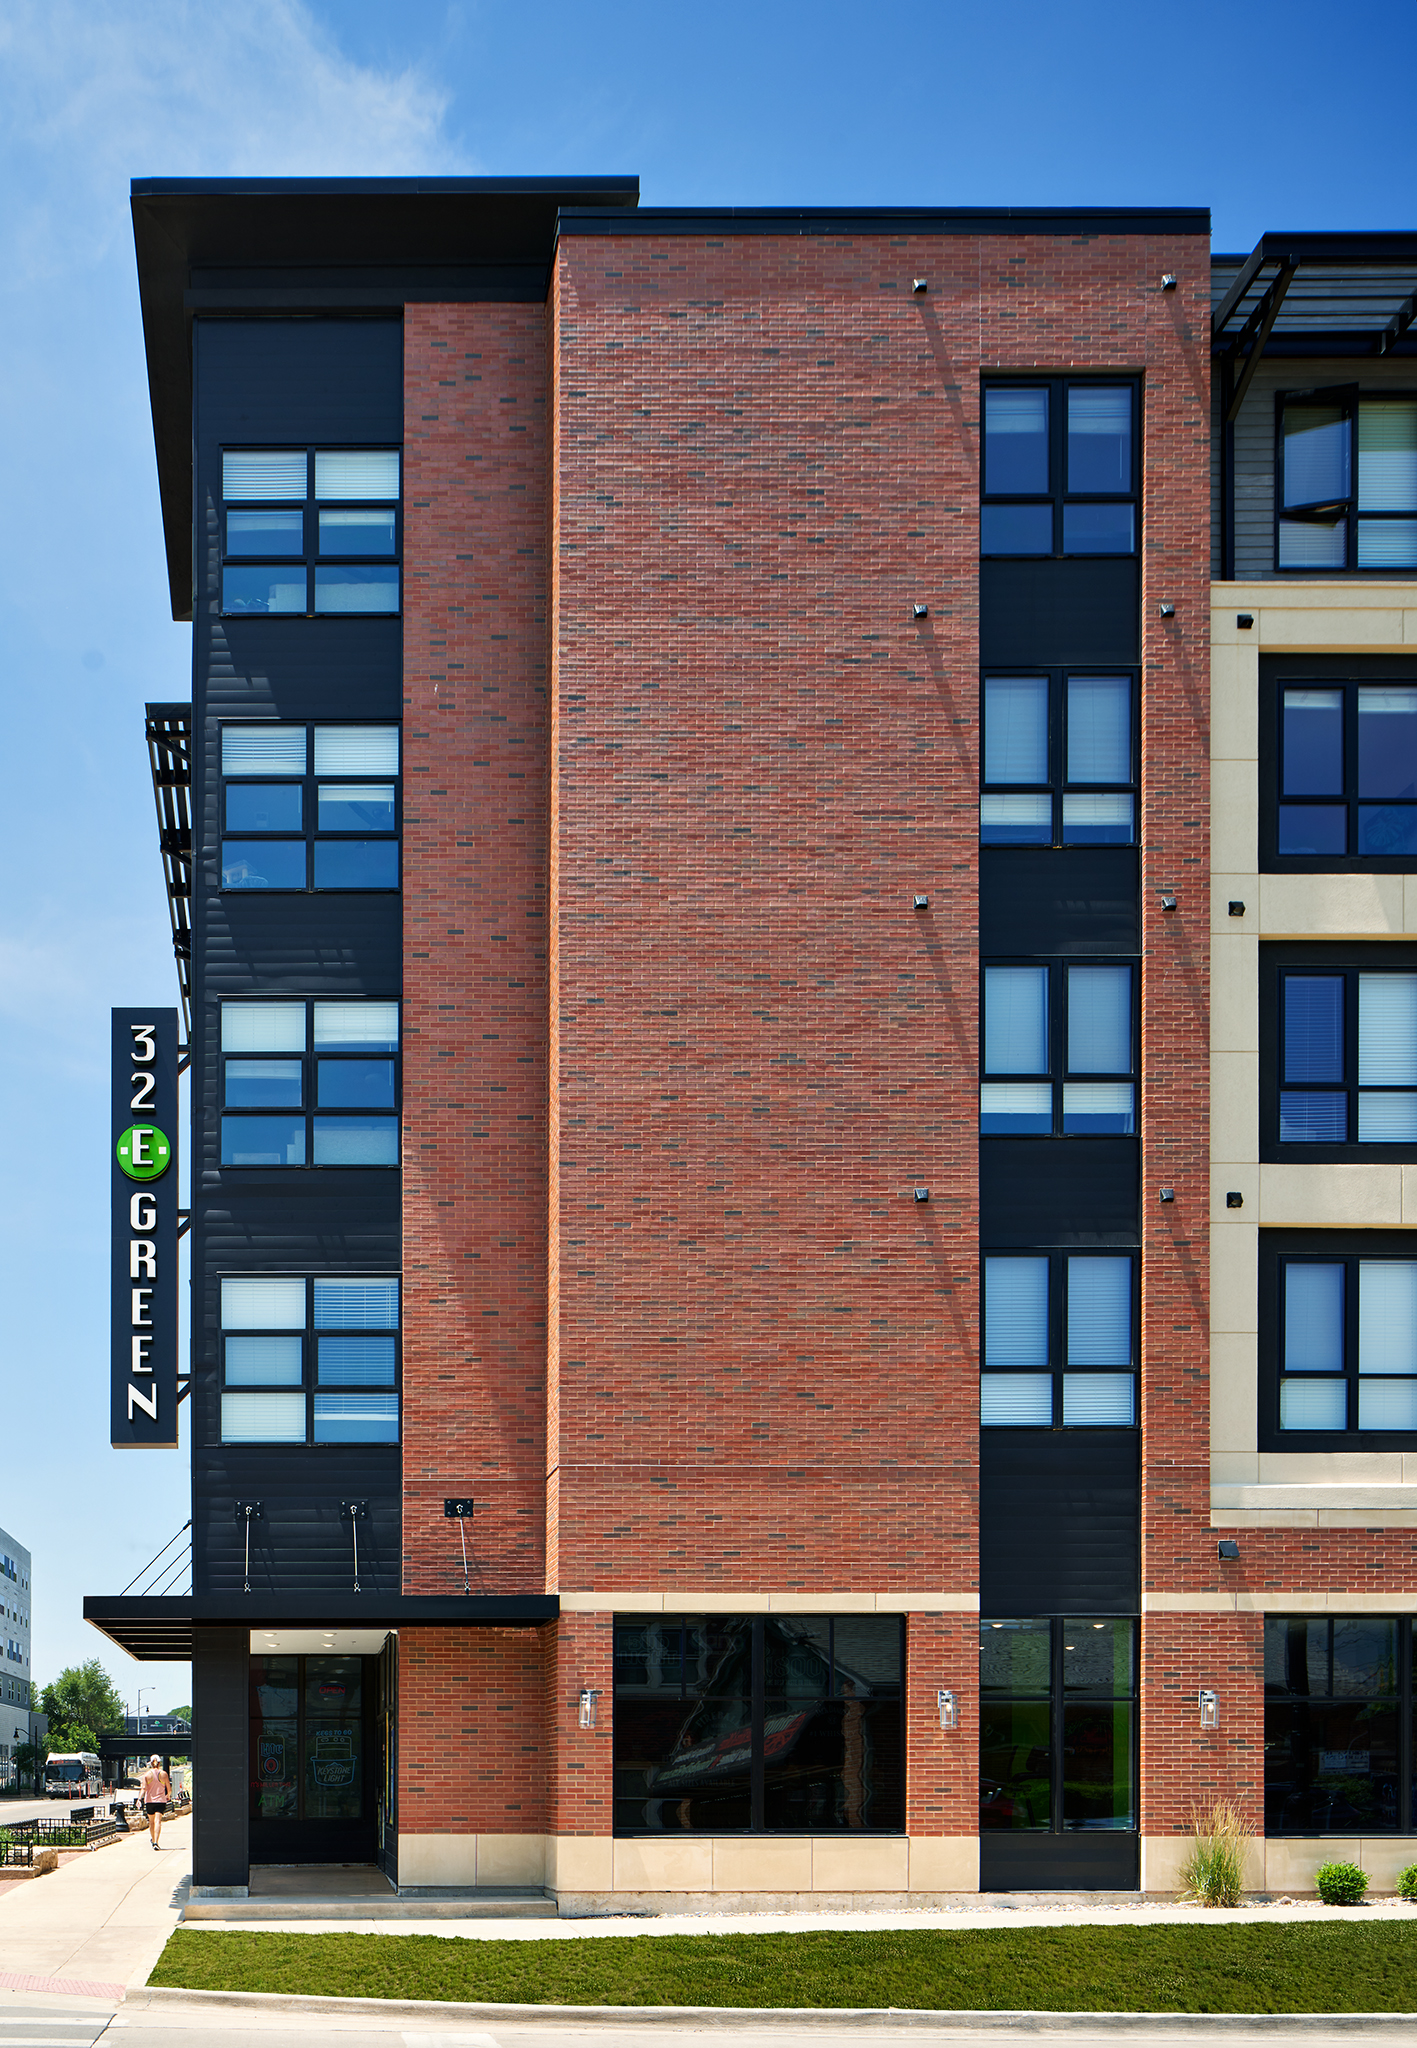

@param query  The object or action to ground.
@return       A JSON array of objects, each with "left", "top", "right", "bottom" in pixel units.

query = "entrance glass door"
[
  {"left": 979, "top": 1616, "right": 1138, "bottom": 1889},
  {"left": 249, "top": 1653, "right": 376, "bottom": 1864}
]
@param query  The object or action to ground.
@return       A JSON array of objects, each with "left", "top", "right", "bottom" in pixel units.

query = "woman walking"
[{"left": 140, "top": 1754, "right": 170, "bottom": 1849}]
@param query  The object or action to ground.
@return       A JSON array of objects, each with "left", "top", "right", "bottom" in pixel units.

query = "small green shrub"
[
  {"left": 1395, "top": 1863, "right": 1417, "bottom": 1901},
  {"left": 1179, "top": 1798, "right": 1252, "bottom": 1907},
  {"left": 1315, "top": 1860, "right": 1368, "bottom": 1906}
]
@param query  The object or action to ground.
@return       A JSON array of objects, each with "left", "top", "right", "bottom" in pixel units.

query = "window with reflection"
[
  {"left": 982, "top": 1252, "right": 1137, "bottom": 1428},
  {"left": 250, "top": 1654, "right": 365, "bottom": 1824},
  {"left": 981, "top": 380, "right": 1138, "bottom": 558},
  {"left": 1276, "top": 681, "right": 1417, "bottom": 861},
  {"left": 221, "top": 447, "right": 401, "bottom": 615},
  {"left": 1264, "top": 1617, "right": 1404, "bottom": 1833},
  {"left": 220, "top": 723, "right": 399, "bottom": 893},
  {"left": 612, "top": 1614, "right": 903, "bottom": 1835},
  {"left": 220, "top": 1274, "right": 399, "bottom": 1445},
  {"left": 981, "top": 672, "right": 1135, "bottom": 848},
  {"left": 1278, "top": 397, "right": 1417, "bottom": 572},
  {"left": 1272, "top": 963, "right": 1417, "bottom": 1151},
  {"left": 982, "top": 960, "right": 1137, "bottom": 1137},
  {"left": 980, "top": 1617, "right": 1135, "bottom": 1836},
  {"left": 220, "top": 999, "right": 398, "bottom": 1168}
]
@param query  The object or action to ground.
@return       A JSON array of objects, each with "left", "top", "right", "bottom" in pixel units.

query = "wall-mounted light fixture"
[
  {"left": 1198, "top": 1688, "right": 1219, "bottom": 1730},
  {"left": 913, "top": 894, "right": 929, "bottom": 910},
  {"left": 1218, "top": 1539, "right": 1240, "bottom": 1562},
  {"left": 1159, "top": 1186, "right": 1176, "bottom": 1204},
  {"left": 913, "top": 603, "right": 929, "bottom": 619},
  {"left": 1237, "top": 614, "right": 1254, "bottom": 629},
  {"left": 578, "top": 1689, "right": 602, "bottom": 1730},
  {"left": 1159, "top": 894, "right": 1178, "bottom": 912},
  {"left": 914, "top": 1187, "right": 930, "bottom": 1204},
  {"left": 1161, "top": 274, "right": 1178, "bottom": 292},
  {"left": 913, "top": 278, "right": 928, "bottom": 294},
  {"left": 937, "top": 1688, "right": 957, "bottom": 1731},
  {"left": 1228, "top": 901, "right": 1246, "bottom": 917},
  {"left": 1159, "top": 602, "right": 1175, "bottom": 618},
  {"left": 1226, "top": 1192, "right": 1244, "bottom": 1210}
]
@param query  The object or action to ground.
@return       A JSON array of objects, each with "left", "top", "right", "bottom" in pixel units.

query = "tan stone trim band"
[
  {"left": 1143, "top": 1591, "right": 1417, "bottom": 1614},
  {"left": 555, "top": 1591, "right": 980, "bottom": 1614}
]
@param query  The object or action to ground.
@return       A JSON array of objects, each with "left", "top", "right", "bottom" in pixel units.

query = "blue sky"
[{"left": 0, "top": 0, "right": 1410, "bottom": 1712}]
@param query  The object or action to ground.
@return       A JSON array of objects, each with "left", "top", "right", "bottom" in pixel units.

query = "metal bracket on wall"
[
  {"left": 445, "top": 1498, "right": 475, "bottom": 1593},
  {"left": 175, "top": 1377, "right": 192, "bottom": 1405},
  {"left": 340, "top": 1500, "right": 368, "bottom": 1594},
  {"left": 235, "top": 1501, "right": 263, "bottom": 1595},
  {"left": 177, "top": 1210, "right": 191, "bottom": 1238}
]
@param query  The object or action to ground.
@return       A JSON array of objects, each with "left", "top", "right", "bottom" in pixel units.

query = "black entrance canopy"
[{"left": 84, "top": 1593, "right": 559, "bottom": 1662}]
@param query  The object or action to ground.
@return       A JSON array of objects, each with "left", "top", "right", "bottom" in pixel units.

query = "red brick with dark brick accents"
[{"left": 398, "top": 1626, "right": 548, "bottom": 1837}]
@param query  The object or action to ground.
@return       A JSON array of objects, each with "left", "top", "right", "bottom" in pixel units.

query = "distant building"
[{"left": 0, "top": 1524, "right": 32, "bottom": 1766}]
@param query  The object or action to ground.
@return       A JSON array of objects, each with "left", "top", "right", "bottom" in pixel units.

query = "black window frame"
[
  {"left": 219, "top": 719, "right": 401, "bottom": 897},
  {"left": 611, "top": 1613, "right": 905, "bottom": 1837},
  {"left": 981, "top": 955, "right": 1140, "bottom": 1139},
  {"left": 219, "top": 996, "right": 400, "bottom": 1173},
  {"left": 1259, "top": 1231, "right": 1417, "bottom": 1451},
  {"left": 980, "top": 669, "right": 1139, "bottom": 849},
  {"left": 980, "top": 377, "right": 1141, "bottom": 561},
  {"left": 1260, "top": 660, "right": 1417, "bottom": 872},
  {"left": 217, "top": 1273, "right": 401, "bottom": 1449},
  {"left": 219, "top": 445, "right": 402, "bottom": 619},
  {"left": 979, "top": 1615, "right": 1138, "bottom": 1838},
  {"left": 1264, "top": 1615, "right": 1410, "bottom": 1836},
  {"left": 981, "top": 1248, "right": 1140, "bottom": 1430},
  {"left": 1260, "top": 944, "right": 1417, "bottom": 1162},
  {"left": 1274, "top": 390, "right": 1417, "bottom": 576}
]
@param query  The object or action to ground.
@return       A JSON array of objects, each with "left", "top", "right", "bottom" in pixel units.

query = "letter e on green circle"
[{"left": 117, "top": 1124, "right": 172, "bottom": 1181}]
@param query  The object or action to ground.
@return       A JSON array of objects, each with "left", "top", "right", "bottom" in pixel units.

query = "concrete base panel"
[
  {"left": 398, "top": 1832, "right": 547, "bottom": 1889},
  {"left": 401, "top": 1834, "right": 980, "bottom": 1899}
]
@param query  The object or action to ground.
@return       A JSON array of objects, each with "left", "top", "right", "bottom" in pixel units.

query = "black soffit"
[
  {"left": 131, "top": 176, "right": 641, "bottom": 621},
  {"left": 84, "top": 1592, "right": 560, "bottom": 1662}
]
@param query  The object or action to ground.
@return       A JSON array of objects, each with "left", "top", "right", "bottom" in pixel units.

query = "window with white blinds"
[
  {"left": 982, "top": 377, "right": 1137, "bottom": 559},
  {"left": 220, "top": 447, "right": 401, "bottom": 615},
  {"left": 1277, "top": 964, "right": 1417, "bottom": 1149},
  {"left": 982, "top": 1253, "right": 1136, "bottom": 1428},
  {"left": 219, "top": 1276, "right": 399, "bottom": 1444},
  {"left": 981, "top": 671, "right": 1135, "bottom": 848},
  {"left": 982, "top": 960, "right": 1136, "bottom": 1137},
  {"left": 1278, "top": 397, "right": 1417, "bottom": 573},
  {"left": 220, "top": 998, "right": 399, "bottom": 1167},
  {"left": 1274, "top": 1248, "right": 1417, "bottom": 1439},
  {"left": 220, "top": 722, "right": 400, "bottom": 895}
]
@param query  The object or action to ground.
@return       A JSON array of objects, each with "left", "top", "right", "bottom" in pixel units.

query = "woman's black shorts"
[{"left": 145, "top": 1801, "right": 168, "bottom": 1815}]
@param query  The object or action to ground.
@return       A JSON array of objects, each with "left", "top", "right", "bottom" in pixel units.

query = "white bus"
[{"left": 43, "top": 1751, "right": 103, "bottom": 1799}]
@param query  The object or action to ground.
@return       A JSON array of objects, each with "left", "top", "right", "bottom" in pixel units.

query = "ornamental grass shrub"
[
  {"left": 1315, "top": 1860, "right": 1368, "bottom": 1906},
  {"left": 1179, "top": 1798, "right": 1253, "bottom": 1907}
]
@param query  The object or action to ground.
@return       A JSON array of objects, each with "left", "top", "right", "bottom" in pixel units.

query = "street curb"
[{"left": 131, "top": 1988, "right": 1417, "bottom": 2029}]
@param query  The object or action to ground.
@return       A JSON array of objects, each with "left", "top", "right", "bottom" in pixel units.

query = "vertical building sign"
[{"left": 111, "top": 1009, "right": 179, "bottom": 1448}]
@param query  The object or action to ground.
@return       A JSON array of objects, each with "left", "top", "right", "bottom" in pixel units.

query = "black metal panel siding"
[
  {"left": 980, "top": 1141, "right": 1139, "bottom": 1246},
  {"left": 194, "top": 1448, "right": 400, "bottom": 1597},
  {"left": 980, "top": 560, "right": 1139, "bottom": 667},
  {"left": 981, "top": 1833, "right": 1138, "bottom": 1891},
  {"left": 191, "top": 316, "right": 404, "bottom": 1601},
  {"left": 192, "top": 1625, "right": 250, "bottom": 1887},
  {"left": 980, "top": 850, "right": 1139, "bottom": 956},
  {"left": 979, "top": 1431, "right": 1140, "bottom": 1612}
]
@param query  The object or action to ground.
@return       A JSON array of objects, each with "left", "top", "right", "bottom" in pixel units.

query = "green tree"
[
  {"left": 165, "top": 1705, "right": 191, "bottom": 1721},
  {"left": 12, "top": 1741, "right": 39, "bottom": 1787},
  {"left": 39, "top": 1660, "right": 126, "bottom": 1753}
]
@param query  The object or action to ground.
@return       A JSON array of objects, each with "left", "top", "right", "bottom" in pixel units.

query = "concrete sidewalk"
[{"left": 0, "top": 1810, "right": 190, "bottom": 1997}]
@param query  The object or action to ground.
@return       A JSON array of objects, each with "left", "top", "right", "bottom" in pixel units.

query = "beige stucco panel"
[
  {"left": 711, "top": 1837, "right": 813, "bottom": 1891},
  {"left": 1210, "top": 1054, "right": 1258, "bottom": 1169},
  {"left": 547, "top": 1836, "right": 614, "bottom": 1892},
  {"left": 1210, "top": 1225, "right": 1258, "bottom": 1336},
  {"left": 612, "top": 1838, "right": 714, "bottom": 1893},
  {"left": 1211, "top": 933, "right": 1259, "bottom": 1055},
  {"left": 475, "top": 1833, "right": 547, "bottom": 1886},
  {"left": 1211, "top": 762, "right": 1260, "bottom": 880},
  {"left": 1260, "top": 871, "right": 1404, "bottom": 938},
  {"left": 1256, "top": 606, "right": 1406, "bottom": 647},
  {"left": 1208, "top": 645, "right": 1258, "bottom": 763},
  {"left": 1255, "top": 1450, "right": 1407, "bottom": 1485},
  {"left": 907, "top": 1835, "right": 980, "bottom": 1892},
  {"left": 1141, "top": 1834, "right": 1264, "bottom": 1895},
  {"left": 397, "top": 1833, "right": 479, "bottom": 1888},
  {"left": 1258, "top": 1162, "right": 1403, "bottom": 1227},
  {"left": 811, "top": 1838, "right": 910, "bottom": 1892},
  {"left": 1209, "top": 1331, "right": 1258, "bottom": 1465}
]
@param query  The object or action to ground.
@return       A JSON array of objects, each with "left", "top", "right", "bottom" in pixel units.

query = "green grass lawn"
[{"left": 150, "top": 1922, "right": 1417, "bottom": 2013}]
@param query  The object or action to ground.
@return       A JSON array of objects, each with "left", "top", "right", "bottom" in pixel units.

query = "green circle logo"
[{"left": 117, "top": 1125, "right": 172, "bottom": 1181}]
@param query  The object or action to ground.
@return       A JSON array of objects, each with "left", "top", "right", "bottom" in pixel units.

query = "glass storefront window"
[
  {"left": 250, "top": 1653, "right": 363, "bottom": 1824},
  {"left": 980, "top": 1617, "right": 1136, "bottom": 1838}
]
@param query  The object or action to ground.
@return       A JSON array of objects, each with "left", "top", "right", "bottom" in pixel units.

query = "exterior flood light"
[
  {"left": 1159, "top": 602, "right": 1175, "bottom": 618},
  {"left": 914, "top": 1187, "right": 930, "bottom": 1204},
  {"left": 1159, "top": 894, "right": 1178, "bottom": 912},
  {"left": 913, "top": 894, "right": 929, "bottom": 910},
  {"left": 1198, "top": 1688, "right": 1219, "bottom": 1730},
  {"left": 578, "top": 1689, "right": 601, "bottom": 1730},
  {"left": 937, "top": 1688, "right": 957, "bottom": 1730},
  {"left": 1228, "top": 901, "right": 1246, "bottom": 917},
  {"left": 1226, "top": 1192, "right": 1244, "bottom": 1209},
  {"left": 1161, "top": 274, "right": 1178, "bottom": 291},
  {"left": 1218, "top": 1539, "right": 1240, "bottom": 1562},
  {"left": 913, "top": 603, "right": 929, "bottom": 619},
  {"left": 1159, "top": 1186, "right": 1176, "bottom": 1204},
  {"left": 913, "top": 278, "right": 928, "bottom": 294},
  {"left": 1237, "top": 613, "right": 1254, "bottom": 629}
]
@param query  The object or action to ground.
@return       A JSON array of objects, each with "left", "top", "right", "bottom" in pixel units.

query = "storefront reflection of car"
[{"left": 638, "top": 1621, "right": 886, "bottom": 1830}]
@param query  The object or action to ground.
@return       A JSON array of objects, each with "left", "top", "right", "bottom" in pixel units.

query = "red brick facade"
[{"left": 399, "top": 227, "right": 1222, "bottom": 1870}]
